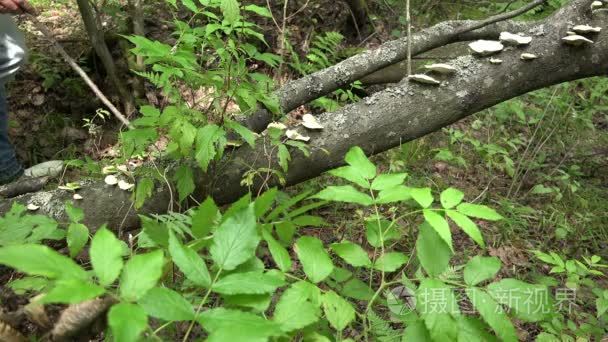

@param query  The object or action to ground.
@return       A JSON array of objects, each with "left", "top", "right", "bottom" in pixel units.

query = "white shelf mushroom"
[
  {"left": 408, "top": 74, "right": 441, "bottom": 85},
  {"left": 27, "top": 203, "right": 40, "bottom": 211},
  {"left": 591, "top": 0, "right": 603, "bottom": 9},
  {"left": 489, "top": 58, "right": 503, "bottom": 64},
  {"left": 562, "top": 35, "right": 594, "bottom": 46},
  {"left": 469, "top": 40, "right": 504, "bottom": 56},
  {"left": 572, "top": 25, "right": 601, "bottom": 34},
  {"left": 520, "top": 53, "right": 538, "bottom": 60},
  {"left": 118, "top": 180, "right": 135, "bottom": 191},
  {"left": 267, "top": 122, "right": 287, "bottom": 130},
  {"left": 286, "top": 129, "right": 311, "bottom": 142},
  {"left": 499, "top": 32, "right": 532, "bottom": 45},
  {"left": 73, "top": 194, "right": 84, "bottom": 200},
  {"left": 301, "top": 114, "right": 324, "bottom": 130},
  {"left": 104, "top": 175, "right": 119, "bottom": 185},
  {"left": 423, "top": 63, "right": 458, "bottom": 74}
]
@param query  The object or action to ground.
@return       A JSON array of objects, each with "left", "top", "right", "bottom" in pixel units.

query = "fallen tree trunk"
[{"left": 1, "top": 0, "right": 605, "bottom": 231}]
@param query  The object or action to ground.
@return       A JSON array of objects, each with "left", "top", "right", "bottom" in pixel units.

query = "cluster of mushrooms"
[
  {"left": 265, "top": 113, "right": 324, "bottom": 142},
  {"left": 408, "top": 0, "right": 604, "bottom": 86}
]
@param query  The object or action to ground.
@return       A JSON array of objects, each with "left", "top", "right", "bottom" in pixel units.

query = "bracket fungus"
[
  {"left": 571, "top": 25, "right": 601, "bottom": 34},
  {"left": 104, "top": 175, "right": 119, "bottom": 186},
  {"left": 468, "top": 40, "right": 504, "bottom": 56},
  {"left": 118, "top": 180, "right": 135, "bottom": 191},
  {"left": 591, "top": 0, "right": 603, "bottom": 9},
  {"left": 499, "top": 32, "right": 533, "bottom": 45},
  {"left": 562, "top": 34, "right": 594, "bottom": 46},
  {"left": 520, "top": 53, "right": 539, "bottom": 60},
  {"left": 408, "top": 74, "right": 441, "bottom": 85},
  {"left": 73, "top": 194, "right": 83, "bottom": 200},
  {"left": 301, "top": 114, "right": 324, "bottom": 130},
  {"left": 423, "top": 63, "right": 458, "bottom": 74},
  {"left": 27, "top": 203, "right": 40, "bottom": 211},
  {"left": 286, "top": 129, "right": 311, "bottom": 142},
  {"left": 489, "top": 58, "right": 503, "bottom": 64},
  {"left": 267, "top": 122, "right": 287, "bottom": 130}
]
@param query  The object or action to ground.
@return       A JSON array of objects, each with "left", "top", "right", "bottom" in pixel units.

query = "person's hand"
[{"left": 0, "top": 0, "right": 31, "bottom": 14}]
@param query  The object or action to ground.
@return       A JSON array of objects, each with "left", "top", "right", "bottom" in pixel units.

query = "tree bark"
[{"left": 1, "top": 0, "right": 605, "bottom": 231}]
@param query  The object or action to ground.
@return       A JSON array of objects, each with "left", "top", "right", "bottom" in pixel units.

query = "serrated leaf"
[
  {"left": 41, "top": 279, "right": 105, "bottom": 304},
  {"left": 108, "top": 303, "right": 148, "bottom": 342},
  {"left": 210, "top": 205, "right": 260, "bottom": 271},
  {"left": 374, "top": 185, "right": 412, "bottom": 204},
  {"left": 373, "top": 252, "right": 408, "bottom": 272},
  {"left": 243, "top": 4, "right": 272, "bottom": 17},
  {"left": 486, "top": 279, "right": 552, "bottom": 322},
  {"left": 174, "top": 165, "right": 195, "bottom": 203},
  {"left": 344, "top": 146, "right": 376, "bottom": 179},
  {"left": 328, "top": 166, "right": 369, "bottom": 188},
  {"left": 423, "top": 210, "right": 453, "bottom": 251},
  {"left": 254, "top": 188, "right": 277, "bottom": 218},
  {"left": 322, "top": 291, "right": 355, "bottom": 332},
  {"left": 221, "top": 0, "right": 240, "bottom": 24},
  {"left": 464, "top": 256, "right": 501, "bottom": 286},
  {"left": 411, "top": 188, "right": 434, "bottom": 208},
  {"left": 440, "top": 188, "right": 464, "bottom": 209},
  {"left": 365, "top": 219, "right": 400, "bottom": 248},
  {"left": 134, "top": 178, "right": 154, "bottom": 209},
  {"left": 198, "top": 308, "right": 283, "bottom": 339},
  {"left": 417, "top": 279, "right": 460, "bottom": 340},
  {"left": 168, "top": 232, "right": 211, "bottom": 288},
  {"left": 416, "top": 222, "right": 452, "bottom": 277},
  {"left": 331, "top": 241, "right": 371, "bottom": 267},
  {"left": 457, "top": 203, "right": 502, "bottom": 221},
  {"left": 213, "top": 271, "right": 285, "bottom": 295},
  {"left": 67, "top": 223, "right": 89, "bottom": 258},
  {"left": 191, "top": 197, "right": 220, "bottom": 238},
  {"left": 278, "top": 144, "right": 290, "bottom": 172},
  {"left": 262, "top": 230, "right": 292, "bottom": 272},
  {"left": 295, "top": 236, "right": 334, "bottom": 283},
  {"left": 65, "top": 202, "right": 85, "bottom": 223},
  {"left": 446, "top": 210, "right": 485, "bottom": 248},
  {"left": 370, "top": 173, "right": 407, "bottom": 190},
  {"left": 119, "top": 250, "right": 164, "bottom": 301},
  {"left": 90, "top": 229, "right": 124, "bottom": 286},
  {"left": 138, "top": 287, "right": 195, "bottom": 321},
  {"left": 181, "top": 0, "right": 198, "bottom": 12},
  {"left": 0, "top": 244, "right": 87, "bottom": 280},
  {"left": 273, "top": 281, "right": 321, "bottom": 332},
  {"left": 195, "top": 124, "right": 226, "bottom": 172},
  {"left": 466, "top": 287, "right": 517, "bottom": 342},
  {"left": 312, "top": 185, "right": 373, "bottom": 206},
  {"left": 226, "top": 120, "right": 256, "bottom": 147},
  {"left": 341, "top": 278, "right": 374, "bottom": 301}
]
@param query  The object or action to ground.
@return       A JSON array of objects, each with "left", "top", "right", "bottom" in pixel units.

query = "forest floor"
[{"left": 2, "top": 0, "right": 607, "bottom": 339}]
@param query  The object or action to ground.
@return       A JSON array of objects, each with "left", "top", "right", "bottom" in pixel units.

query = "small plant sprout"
[
  {"left": 423, "top": 63, "right": 458, "bottom": 74},
  {"left": 118, "top": 180, "right": 135, "bottom": 191},
  {"left": 520, "top": 53, "right": 539, "bottom": 60},
  {"left": 73, "top": 194, "right": 83, "bottom": 200},
  {"left": 301, "top": 114, "right": 324, "bottom": 130},
  {"left": 499, "top": 32, "right": 532, "bottom": 45},
  {"left": 571, "top": 25, "right": 602, "bottom": 34},
  {"left": 591, "top": 0, "right": 603, "bottom": 10},
  {"left": 468, "top": 40, "right": 504, "bottom": 56},
  {"left": 267, "top": 122, "right": 287, "bottom": 130},
  {"left": 562, "top": 34, "right": 594, "bottom": 46},
  {"left": 489, "top": 57, "right": 503, "bottom": 64},
  {"left": 57, "top": 183, "right": 81, "bottom": 191},
  {"left": 285, "top": 129, "right": 311, "bottom": 142},
  {"left": 408, "top": 74, "right": 441, "bottom": 85},
  {"left": 27, "top": 203, "right": 40, "bottom": 211},
  {"left": 104, "top": 175, "right": 119, "bottom": 186}
]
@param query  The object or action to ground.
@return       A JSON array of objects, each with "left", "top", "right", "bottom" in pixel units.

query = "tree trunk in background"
[
  {"left": 344, "top": 0, "right": 369, "bottom": 37},
  {"left": 126, "top": 0, "right": 146, "bottom": 98},
  {"left": 76, "top": 0, "right": 136, "bottom": 116}
]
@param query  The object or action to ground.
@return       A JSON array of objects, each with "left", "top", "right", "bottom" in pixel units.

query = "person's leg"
[{"left": 0, "top": 83, "right": 22, "bottom": 184}]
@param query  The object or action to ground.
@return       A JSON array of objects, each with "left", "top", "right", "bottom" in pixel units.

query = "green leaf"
[
  {"left": 417, "top": 279, "right": 459, "bottom": 341},
  {"left": 313, "top": 185, "right": 373, "bottom": 206},
  {"left": 181, "top": 0, "right": 198, "bottom": 12},
  {"left": 119, "top": 250, "right": 164, "bottom": 301},
  {"left": 90, "top": 228, "right": 124, "bottom": 286},
  {"left": 373, "top": 252, "right": 408, "bottom": 272},
  {"left": 322, "top": 291, "right": 355, "bottom": 332},
  {"left": 466, "top": 287, "right": 517, "bottom": 342},
  {"left": 278, "top": 144, "right": 290, "bottom": 172},
  {"left": 292, "top": 215, "right": 325, "bottom": 227},
  {"left": 0, "top": 244, "right": 87, "bottom": 280},
  {"left": 226, "top": 120, "right": 256, "bottom": 147},
  {"left": 134, "top": 177, "right": 154, "bottom": 209},
  {"left": 262, "top": 230, "right": 292, "bottom": 272},
  {"left": 191, "top": 197, "right": 219, "bottom": 238},
  {"left": 597, "top": 297, "right": 608, "bottom": 317},
  {"left": 410, "top": 188, "right": 434, "bottom": 208},
  {"left": 330, "top": 241, "right": 371, "bottom": 267},
  {"left": 341, "top": 278, "right": 374, "bottom": 301},
  {"left": 210, "top": 205, "right": 260, "bottom": 271},
  {"left": 220, "top": 0, "right": 240, "bottom": 24},
  {"left": 446, "top": 210, "right": 485, "bottom": 248},
  {"left": 423, "top": 210, "right": 453, "bottom": 251},
  {"left": 464, "top": 256, "right": 501, "bottom": 286},
  {"left": 273, "top": 281, "right": 321, "bottom": 332},
  {"left": 140, "top": 216, "right": 168, "bottom": 247},
  {"left": 370, "top": 173, "right": 407, "bottom": 190},
  {"left": 328, "top": 166, "right": 369, "bottom": 188},
  {"left": 174, "top": 165, "right": 195, "bottom": 202},
  {"left": 254, "top": 188, "right": 277, "bottom": 218},
  {"left": 41, "top": 279, "right": 105, "bottom": 304},
  {"left": 440, "top": 188, "right": 464, "bottom": 209},
  {"left": 295, "top": 236, "right": 334, "bottom": 283},
  {"left": 195, "top": 124, "right": 226, "bottom": 172},
  {"left": 65, "top": 202, "right": 85, "bottom": 223},
  {"left": 486, "top": 279, "right": 552, "bottom": 322},
  {"left": 403, "top": 320, "right": 432, "bottom": 341},
  {"left": 66, "top": 223, "right": 89, "bottom": 258},
  {"left": 198, "top": 308, "right": 283, "bottom": 340},
  {"left": 168, "top": 231, "right": 211, "bottom": 288},
  {"left": 457, "top": 203, "right": 503, "bottom": 221},
  {"left": 374, "top": 185, "right": 412, "bottom": 204},
  {"left": 416, "top": 222, "right": 452, "bottom": 277},
  {"left": 108, "top": 303, "right": 148, "bottom": 342},
  {"left": 213, "top": 271, "right": 285, "bottom": 295},
  {"left": 223, "top": 293, "right": 272, "bottom": 313},
  {"left": 365, "top": 219, "right": 400, "bottom": 248},
  {"left": 138, "top": 287, "right": 195, "bottom": 321},
  {"left": 344, "top": 146, "right": 376, "bottom": 179},
  {"left": 243, "top": 4, "right": 272, "bottom": 17},
  {"left": 456, "top": 316, "right": 497, "bottom": 342}
]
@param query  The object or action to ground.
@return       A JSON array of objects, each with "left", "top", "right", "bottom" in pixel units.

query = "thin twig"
[
  {"left": 24, "top": 14, "right": 133, "bottom": 129},
  {"left": 406, "top": 0, "right": 412, "bottom": 76},
  {"left": 454, "top": 0, "right": 547, "bottom": 35}
]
